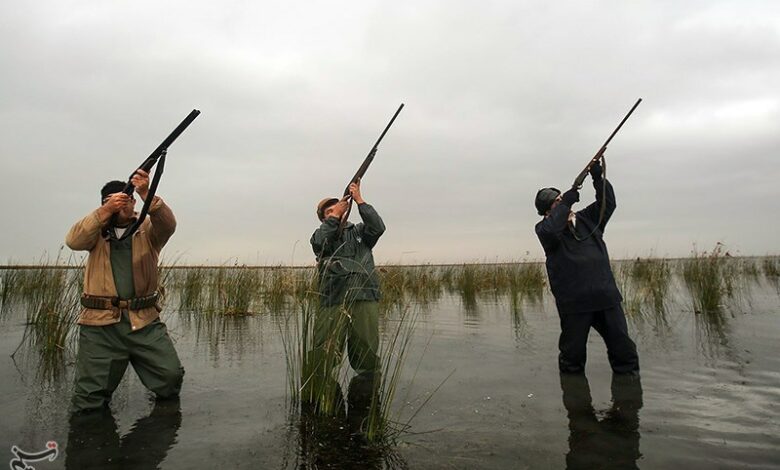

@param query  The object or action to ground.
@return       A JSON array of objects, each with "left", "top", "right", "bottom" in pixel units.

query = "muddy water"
[{"left": 0, "top": 275, "right": 778, "bottom": 469}]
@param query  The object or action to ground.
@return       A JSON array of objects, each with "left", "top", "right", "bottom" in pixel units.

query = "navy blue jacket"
[
  {"left": 311, "top": 203, "right": 385, "bottom": 307},
  {"left": 535, "top": 178, "right": 622, "bottom": 314}
]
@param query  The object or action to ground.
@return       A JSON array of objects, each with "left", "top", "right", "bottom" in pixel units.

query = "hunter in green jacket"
[
  {"left": 311, "top": 182, "right": 385, "bottom": 308},
  {"left": 306, "top": 180, "right": 385, "bottom": 415}
]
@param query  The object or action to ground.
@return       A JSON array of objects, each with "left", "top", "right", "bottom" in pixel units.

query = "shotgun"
[
  {"left": 337, "top": 103, "right": 404, "bottom": 235},
  {"left": 110, "top": 109, "right": 201, "bottom": 240}
]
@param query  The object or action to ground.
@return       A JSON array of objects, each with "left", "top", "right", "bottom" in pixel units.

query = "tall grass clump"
[
  {"left": 364, "top": 305, "right": 420, "bottom": 443},
  {"left": 737, "top": 258, "right": 761, "bottom": 279},
  {"left": 378, "top": 265, "right": 443, "bottom": 307},
  {"left": 259, "top": 267, "right": 312, "bottom": 311},
  {"left": 11, "top": 262, "right": 83, "bottom": 380},
  {"left": 206, "top": 266, "right": 260, "bottom": 315},
  {"left": 446, "top": 263, "right": 547, "bottom": 313},
  {"left": 177, "top": 267, "right": 207, "bottom": 313},
  {"left": 0, "top": 268, "right": 20, "bottom": 315},
  {"left": 614, "top": 261, "right": 643, "bottom": 317},
  {"left": 507, "top": 263, "right": 546, "bottom": 311},
  {"left": 457, "top": 264, "right": 479, "bottom": 312},
  {"left": 631, "top": 256, "right": 672, "bottom": 314},
  {"left": 682, "top": 244, "right": 740, "bottom": 314},
  {"left": 763, "top": 257, "right": 780, "bottom": 280}
]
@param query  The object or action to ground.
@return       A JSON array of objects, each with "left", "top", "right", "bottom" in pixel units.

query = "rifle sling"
[{"left": 107, "top": 151, "right": 166, "bottom": 242}]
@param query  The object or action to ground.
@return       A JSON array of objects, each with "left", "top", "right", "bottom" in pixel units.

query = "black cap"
[
  {"left": 101, "top": 180, "right": 126, "bottom": 202},
  {"left": 534, "top": 187, "right": 561, "bottom": 216}
]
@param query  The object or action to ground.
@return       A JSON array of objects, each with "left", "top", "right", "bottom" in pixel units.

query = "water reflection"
[
  {"left": 177, "top": 312, "right": 266, "bottom": 361},
  {"left": 65, "top": 399, "right": 181, "bottom": 470},
  {"left": 294, "top": 374, "right": 407, "bottom": 469},
  {"left": 560, "top": 374, "right": 643, "bottom": 470},
  {"left": 693, "top": 308, "right": 739, "bottom": 364}
]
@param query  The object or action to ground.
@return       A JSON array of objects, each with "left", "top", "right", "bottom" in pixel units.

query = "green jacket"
[{"left": 310, "top": 203, "right": 385, "bottom": 307}]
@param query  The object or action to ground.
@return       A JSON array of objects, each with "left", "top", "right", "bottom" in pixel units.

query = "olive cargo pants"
[{"left": 71, "top": 312, "right": 184, "bottom": 412}]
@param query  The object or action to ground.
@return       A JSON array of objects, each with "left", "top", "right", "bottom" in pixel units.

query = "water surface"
[{"left": 0, "top": 269, "right": 778, "bottom": 469}]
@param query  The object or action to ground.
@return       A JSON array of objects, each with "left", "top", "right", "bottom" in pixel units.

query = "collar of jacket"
[{"left": 102, "top": 213, "right": 139, "bottom": 239}]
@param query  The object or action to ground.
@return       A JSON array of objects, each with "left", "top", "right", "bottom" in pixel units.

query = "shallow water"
[{"left": 1, "top": 272, "right": 779, "bottom": 469}]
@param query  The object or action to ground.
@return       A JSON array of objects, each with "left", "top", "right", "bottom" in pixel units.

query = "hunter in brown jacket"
[{"left": 66, "top": 169, "right": 184, "bottom": 412}]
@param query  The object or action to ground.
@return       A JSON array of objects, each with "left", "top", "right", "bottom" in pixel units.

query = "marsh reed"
[
  {"left": 167, "top": 262, "right": 548, "bottom": 317},
  {"left": 682, "top": 243, "right": 742, "bottom": 314},
  {"left": 2, "top": 251, "right": 83, "bottom": 380},
  {"left": 614, "top": 256, "right": 673, "bottom": 323},
  {"left": 278, "top": 264, "right": 425, "bottom": 446},
  {"left": 763, "top": 257, "right": 780, "bottom": 279}
]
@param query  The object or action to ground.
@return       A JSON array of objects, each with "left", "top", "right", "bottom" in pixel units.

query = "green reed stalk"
[{"left": 682, "top": 244, "right": 735, "bottom": 314}]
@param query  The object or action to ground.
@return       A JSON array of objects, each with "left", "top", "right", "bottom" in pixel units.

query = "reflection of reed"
[
  {"left": 178, "top": 312, "right": 261, "bottom": 361},
  {"left": 694, "top": 307, "right": 733, "bottom": 358}
]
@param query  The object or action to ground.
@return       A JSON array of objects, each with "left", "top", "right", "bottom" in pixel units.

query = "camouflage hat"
[{"left": 317, "top": 197, "right": 340, "bottom": 220}]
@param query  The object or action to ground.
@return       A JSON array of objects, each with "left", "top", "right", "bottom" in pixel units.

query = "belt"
[{"left": 80, "top": 292, "right": 160, "bottom": 311}]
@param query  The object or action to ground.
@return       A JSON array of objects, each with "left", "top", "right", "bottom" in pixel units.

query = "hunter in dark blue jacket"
[{"left": 535, "top": 161, "right": 639, "bottom": 375}]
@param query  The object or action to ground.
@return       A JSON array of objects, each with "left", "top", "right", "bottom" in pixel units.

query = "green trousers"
[
  {"left": 302, "top": 301, "right": 380, "bottom": 413},
  {"left": 71, "top": 312, "right": 184, "bottom": 412},
  {"left": 313, "top": 300, "right": 379, "bottom": 374}
]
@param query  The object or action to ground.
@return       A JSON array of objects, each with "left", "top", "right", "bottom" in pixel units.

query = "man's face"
[
  {"left": 323, "top": 200, "right": 348, "bottom": 220},
  {"left": 105, "top": 193, "right": 136, "bottom": 223},
  {"left": 548, "top": 194, "right": 563, "bottom": 214}
]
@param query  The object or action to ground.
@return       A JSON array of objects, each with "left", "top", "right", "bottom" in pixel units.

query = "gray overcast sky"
[{"left": 1, "top": 0, "right": 778, "bottom": 265}]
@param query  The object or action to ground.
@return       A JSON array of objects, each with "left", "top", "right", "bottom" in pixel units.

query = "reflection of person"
[
  {"left": 307, "top": 179, "right": 384, "bottom": 413},
  {"left": 65, "top": 399, "right": 182, "bottom": 470},
  {"left": 560, "top": 373, "right": 642, "bottom": 470},
  {"left": 297, "top": 375, "right": 387, "bottom": 468},
  {"left": 535, "top": 160, "right": 639, "bottom": 375},
  {"left": 65, "top": 170, "right": 184, "bottom": 412}
]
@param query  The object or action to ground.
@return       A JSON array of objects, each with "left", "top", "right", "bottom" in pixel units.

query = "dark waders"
[
  {"left": 71, "top": 311, "right": 184, "bottom": 412},
  {"left": 302, "top": 300, "right": 380, "bottom": 430},
  {"left": 557, "top": 304, "right": 639, "bottom": 375}
]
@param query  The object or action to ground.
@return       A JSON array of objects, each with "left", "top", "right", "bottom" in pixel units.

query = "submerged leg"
[
  {"left": 127, "top": 319, "right": 185, "bottom": 399},
  {"left": 303, "top": 304, "right": 349, "bottom": 414},
  {"left": 71, "top": 323, "right": 130, "bottom": 412},
  {"left": 346, "top": 301, "right": 380, "bottom": 375},
  {"left": 557, "top": 311, "right": 593, "bottom": 374},
  {"left": 592, "top": 305, "right": 640, "bottom": 375}
]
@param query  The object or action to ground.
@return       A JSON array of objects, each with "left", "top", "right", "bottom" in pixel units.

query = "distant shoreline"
[{"left": 1, "top": 255, "right": 777, "bottom": 270}]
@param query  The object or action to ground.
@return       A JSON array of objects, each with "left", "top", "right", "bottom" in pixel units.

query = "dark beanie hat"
[
  {"left": 534, "top": 187, "right": 561, "bottom": 216},
  {"left": 101, "top": 180, "right": 126, "bottom": 202}
]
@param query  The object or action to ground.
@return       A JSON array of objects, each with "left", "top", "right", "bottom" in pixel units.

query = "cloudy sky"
[{"left": 1, "top": 0, "right": 778, "bottom": 265}]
